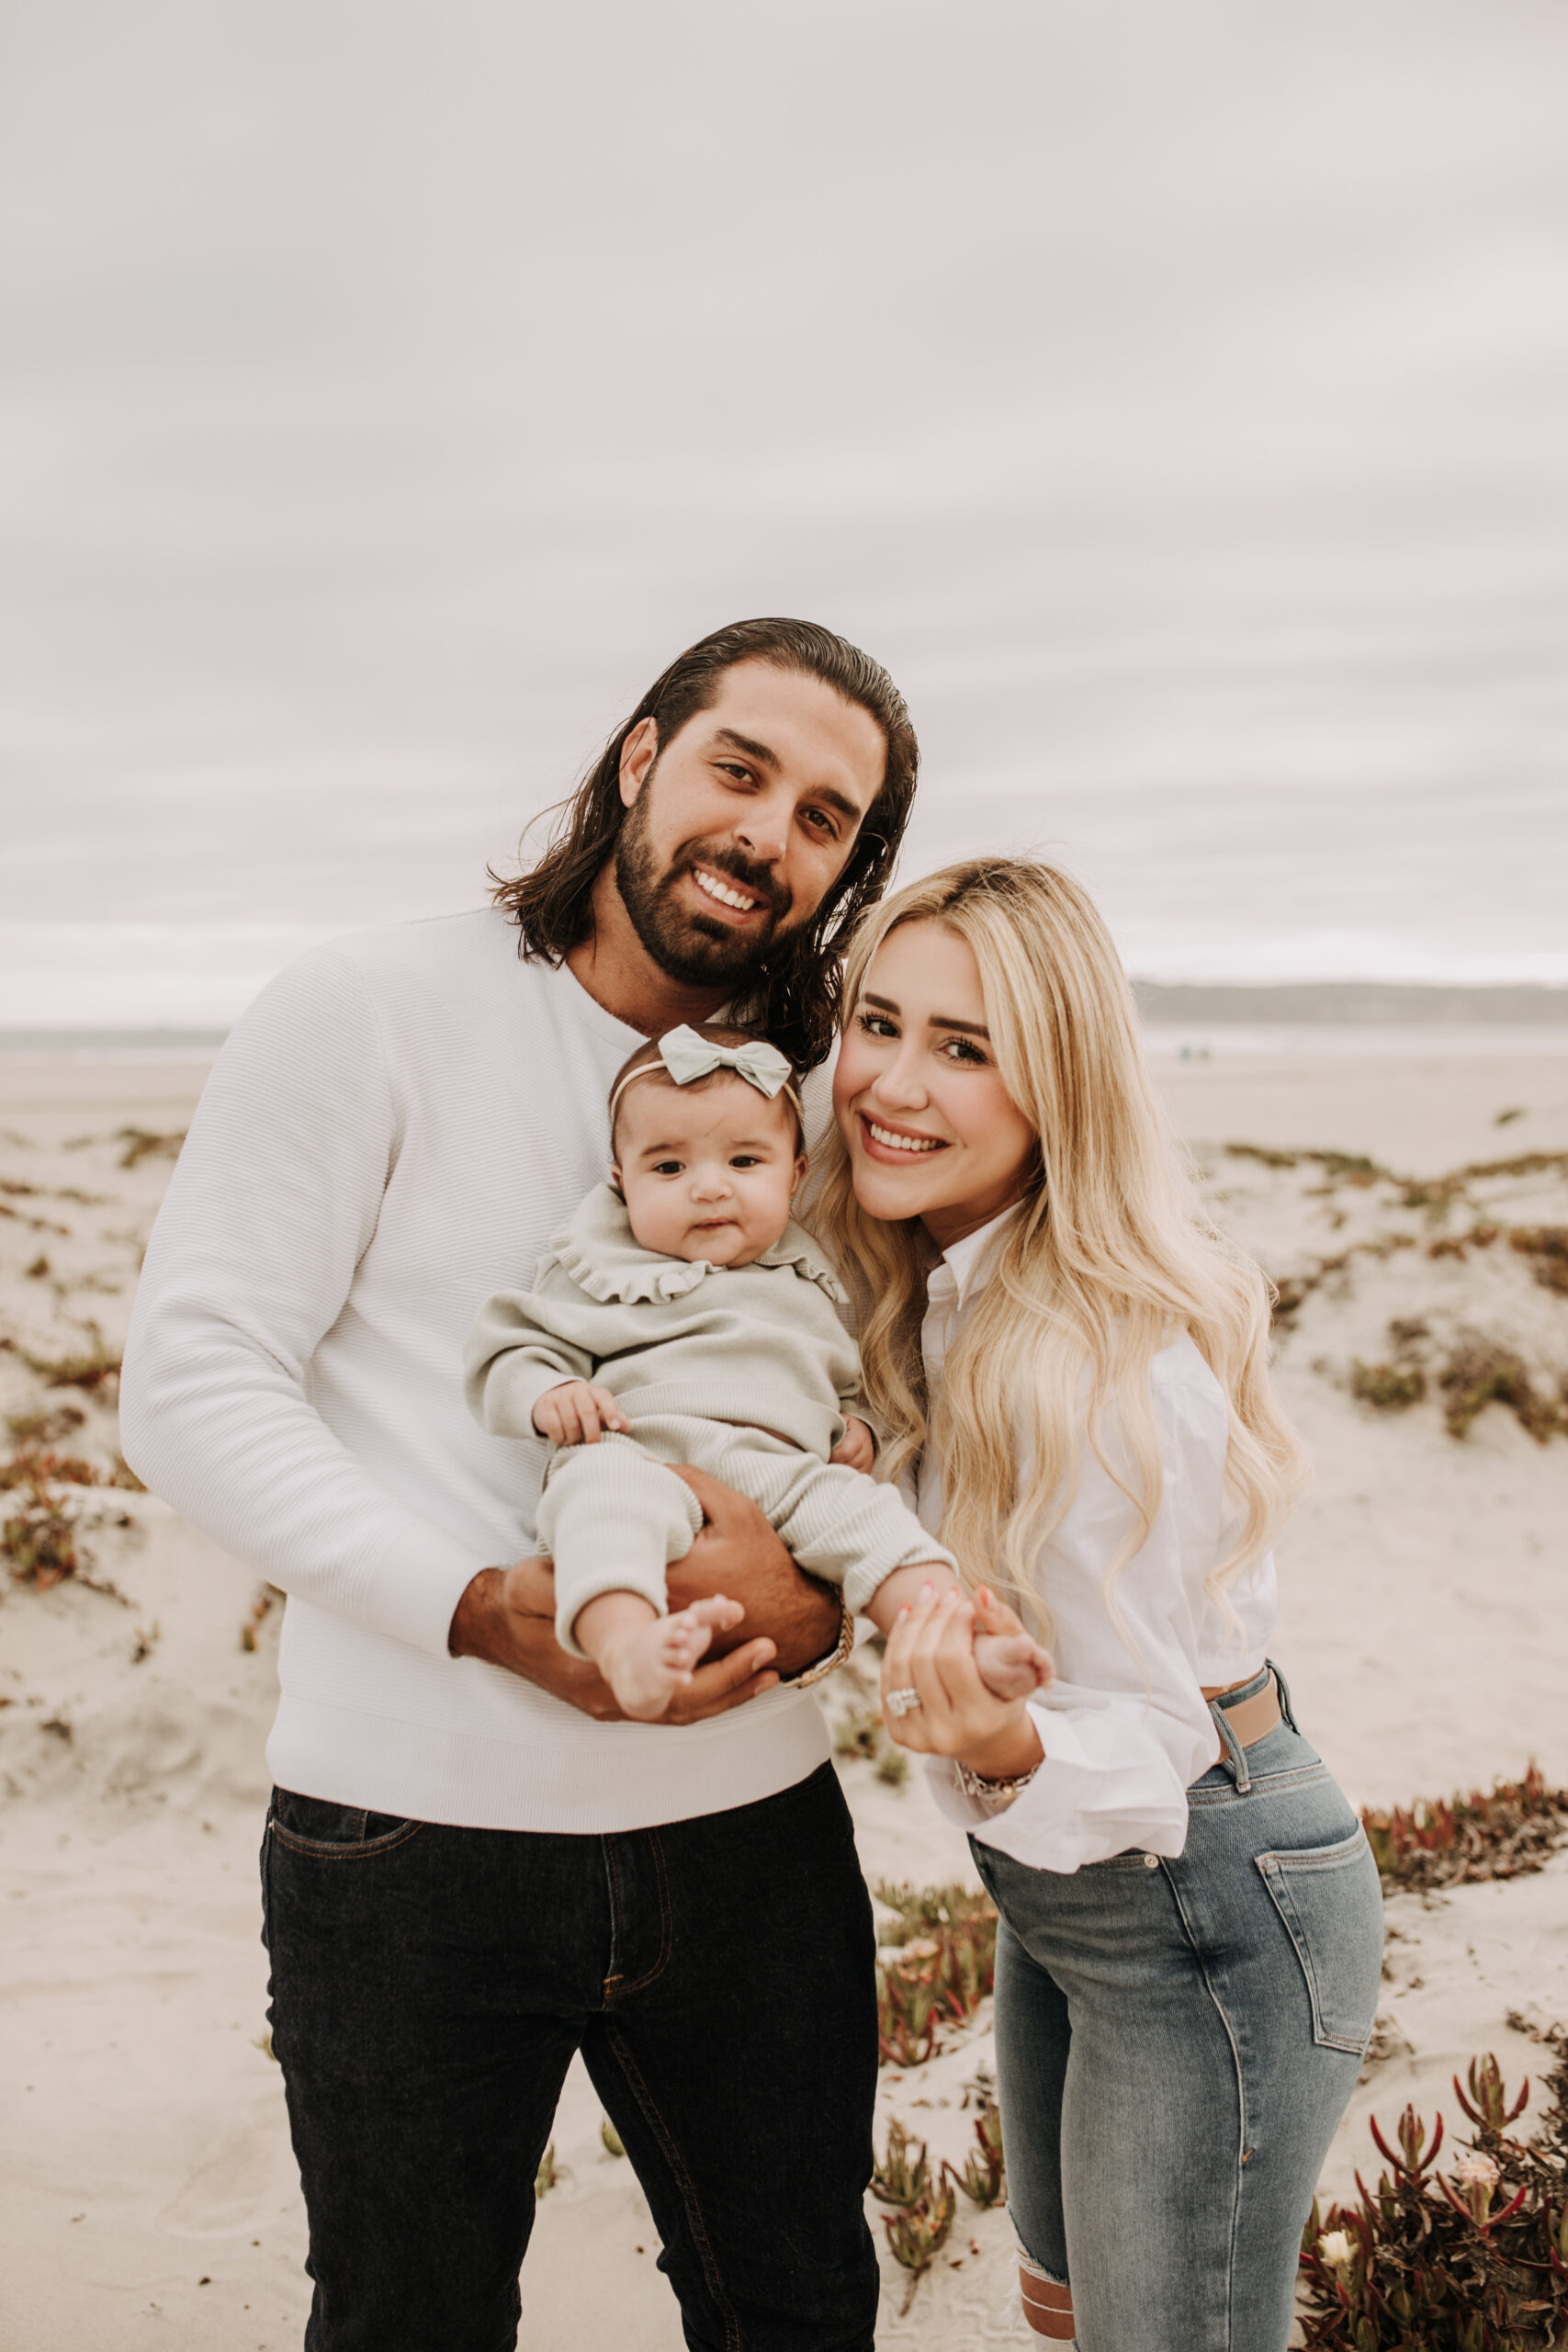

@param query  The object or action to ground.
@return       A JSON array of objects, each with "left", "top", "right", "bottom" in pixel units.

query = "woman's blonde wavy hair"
[{"left": 806, "top": 857, "right": 1306, "bottom": 1644}]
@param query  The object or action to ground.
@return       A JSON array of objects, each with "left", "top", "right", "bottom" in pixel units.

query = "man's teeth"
[
  {"left": 693, "top": 867, "right": 760, "bottom": 913},
  {"left": 867, "top": 1121, "right": 942, "bottom": 1154}
]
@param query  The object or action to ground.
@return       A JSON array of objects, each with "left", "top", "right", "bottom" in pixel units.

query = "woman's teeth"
[
  {"left": 693, "top": 867, "right": 760, "bottom": 913},
  {"left": 867, "top": 1120, "right": 942, "bottom": 1153}
]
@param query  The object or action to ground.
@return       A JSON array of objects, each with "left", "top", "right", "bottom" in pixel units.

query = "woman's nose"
[{"left": 870, "top": 1050, "right": 928, "bottom": 1110}]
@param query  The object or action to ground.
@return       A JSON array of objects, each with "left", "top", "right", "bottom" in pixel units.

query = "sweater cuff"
[
  {"left": 476, "top": 1351, "right": 577, "bottom": 1440},
  {"left": 367, "top": 1519, "right": 495, "bottom": 1658}
]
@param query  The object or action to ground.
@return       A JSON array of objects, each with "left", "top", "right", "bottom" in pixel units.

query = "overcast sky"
[{"left": 4, "top": 0, "right": 1566, "bottom": 1023}]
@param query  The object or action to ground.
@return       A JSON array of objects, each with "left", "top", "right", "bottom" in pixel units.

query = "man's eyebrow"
[
  {"left": 863, "top": 990, "right": 989, "bottom": 1039},
  {"left": 713, "top": 727, "right": 781, "bottom": 772},
  {"left": 713, "top": 729, "right": 867, "bottom": 827}
]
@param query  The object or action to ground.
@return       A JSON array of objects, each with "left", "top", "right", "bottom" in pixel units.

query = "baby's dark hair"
[{"left": 609, "top": 1023, "right": 805, "bottom": 1157}]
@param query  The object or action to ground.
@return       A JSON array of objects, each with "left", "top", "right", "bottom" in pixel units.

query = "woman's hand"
[{"left": 880, "top": 1584, "right": 1044, "bottom": 1781}]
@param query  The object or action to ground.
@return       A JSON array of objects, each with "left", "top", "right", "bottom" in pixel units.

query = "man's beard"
[{"left": 614, "top": 794, "right": 791, "bottom": 989}]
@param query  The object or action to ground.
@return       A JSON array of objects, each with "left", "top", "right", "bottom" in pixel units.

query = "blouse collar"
[{"left": 926, "top": 1200, "right": 1025, "bottom": 1312}]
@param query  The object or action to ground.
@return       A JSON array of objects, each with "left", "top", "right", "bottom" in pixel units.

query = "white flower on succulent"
[
  {"left": 1317, "top": 2229, "right": 1353, "bottom": 2270},
  {"left": 1454, "top": 2153, "right": 1501, "bottom": 2188}
]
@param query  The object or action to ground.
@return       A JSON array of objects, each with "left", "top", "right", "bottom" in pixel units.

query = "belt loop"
[
  {"left": 1266, "top": 1658, "right": 1298, "bottom": 1734},
  {"left": 1211, "top": 1694, "right": 1252, "bottom": 1793}
]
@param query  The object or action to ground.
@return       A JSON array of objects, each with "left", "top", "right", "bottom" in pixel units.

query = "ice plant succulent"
[
  {"left": 1297, "top": 2039, "right": 1568, "bottom": 2350},
  {"left": 874, "top": 1883, "right": 998, "bottom": 2069},
  {"left": 1361, "top": 1764, "right": 1568, "bottom": 1894}
]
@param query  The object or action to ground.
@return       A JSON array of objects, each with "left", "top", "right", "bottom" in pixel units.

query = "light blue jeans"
[{"left": 970, "top": 1665, "right": 1384, "bottom": 2352}]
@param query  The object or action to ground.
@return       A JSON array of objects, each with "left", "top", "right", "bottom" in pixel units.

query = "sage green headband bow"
[
  {"left": 658, "top": 1025, "right": 793, "bottom": 1097},
  {"left": 609, "top": 1024, "right": 802, "bottom": 1127}
]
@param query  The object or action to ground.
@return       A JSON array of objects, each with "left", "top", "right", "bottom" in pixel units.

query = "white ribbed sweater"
[{"left": 119, "top": 909, "right": 829, "bottom": 1830}]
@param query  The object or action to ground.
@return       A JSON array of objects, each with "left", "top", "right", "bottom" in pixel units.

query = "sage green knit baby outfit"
[{"left": 465, "top": 1182, "right": 955, "bottom": 1655}]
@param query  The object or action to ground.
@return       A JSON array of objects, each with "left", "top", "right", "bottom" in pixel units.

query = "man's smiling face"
[{"left": 613, "top": 659, "right": 888, "bottom": 989}]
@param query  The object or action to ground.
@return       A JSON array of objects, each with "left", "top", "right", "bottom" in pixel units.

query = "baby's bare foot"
[{"left": 603, "top": 1595, "right": 742, "bottom": 1722}]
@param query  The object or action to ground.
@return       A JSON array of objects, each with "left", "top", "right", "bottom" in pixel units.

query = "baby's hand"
[
  {"left": 532, "top": 1381, "right": 630, "bottom": 1446},
  {"left": 600, "top": 1594, "right": 745, "bottom": 1722},
  {"left": 829, "top": 1416, "right": 876, "bottom": 1473},
  {"left": 972, "top": 1581, "right": 1053, "bottom": 1700}
]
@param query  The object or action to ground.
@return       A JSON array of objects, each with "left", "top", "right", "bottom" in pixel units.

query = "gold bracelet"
[
  {"left": 953, "top": 1758, "right": 1040, "bottom": 1805},
  {"left": 777, "top": 1599, "right": 855, "bottom": 1690}
]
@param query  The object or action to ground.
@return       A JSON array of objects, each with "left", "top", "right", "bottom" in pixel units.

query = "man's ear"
[{"left": 618, "top": 717, "right": 659, "bottom": 810}]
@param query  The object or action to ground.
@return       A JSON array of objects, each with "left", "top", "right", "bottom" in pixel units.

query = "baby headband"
[{"left": 610, "top": 1024, "right": 803, "bottom": 1128}]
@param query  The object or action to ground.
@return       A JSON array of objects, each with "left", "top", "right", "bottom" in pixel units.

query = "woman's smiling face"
[{"left": 832, "top": 919, "right": 1038, "bottom": 1250}]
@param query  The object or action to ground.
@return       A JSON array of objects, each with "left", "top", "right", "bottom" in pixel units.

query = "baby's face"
[{"left": 614, "top": 1077, "right": 807, "bottom": 1267}]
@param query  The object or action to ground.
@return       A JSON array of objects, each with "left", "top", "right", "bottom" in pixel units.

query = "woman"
[{"left": 810, "top": 858, "right": 1384, "bottom": 2352}]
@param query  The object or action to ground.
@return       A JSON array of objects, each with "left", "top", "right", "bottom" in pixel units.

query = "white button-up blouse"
[{"left": 913, "top": 1207, "right": 1277, "bottom": 1872}]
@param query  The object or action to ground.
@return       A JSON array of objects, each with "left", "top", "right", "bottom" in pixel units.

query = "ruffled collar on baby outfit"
[{"left": 549, "top": 1182, "right": 849, "bottom": 1308}]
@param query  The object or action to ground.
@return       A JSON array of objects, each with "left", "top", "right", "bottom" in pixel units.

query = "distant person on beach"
[
  {"left": 465, "top": 1017, "right": 1046, "bottom": 1718},
  {"left": 820, "top": 858, "right": 1385, "bottom": 2352},
  {"left": 121, "top": 618, "right": 953, "bottom": 2352}
]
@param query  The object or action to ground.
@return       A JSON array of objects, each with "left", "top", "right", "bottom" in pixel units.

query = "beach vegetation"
[
  {"left": 1508, "top": 1226, "right": 1568, "bottom": 1297},
  {"left": 1361, "top": 1764, "right": 1568, "bottom": 1894},
  {"left": 0, "top": 1321, "right": 122, "bottom": 1396},
  {"left": 1438, "top": 1342, "right": 1562, "bottom": 1443},
  {"left": 2, "top": 1461, "right": 81, "bottom": 1587},
  {"left": 872, "top": 2116, "right": 930, "bottom": 2206},
  {"left": 1297, "top": 2041, "right": 1568, "bottom": 2349},
  {"left": 874, "top": 1883, "right": 998, "bottom": 2067},
  {"left": 1350, "top": 1362, "right": 1427, "bottom": 1411},
  {"left": 951, "top": 2103, "right": 1006, "bottom": 2208},
  {"left": 115, "top": 1126, "right": 186, "bottom": 1170}
]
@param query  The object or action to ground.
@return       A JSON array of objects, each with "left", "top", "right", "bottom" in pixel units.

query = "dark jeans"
[{"left": 261, "top": 1761, "right": 880, "bottom": 2352}]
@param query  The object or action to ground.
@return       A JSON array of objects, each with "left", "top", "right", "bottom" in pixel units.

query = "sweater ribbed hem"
[{"left": 265, "top": 1685, "right": 833, "bottom": 1832}]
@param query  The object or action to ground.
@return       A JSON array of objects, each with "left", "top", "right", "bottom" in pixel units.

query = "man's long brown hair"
[{"left": 490, "top": 616, "right": 919, "bottom": 1070}]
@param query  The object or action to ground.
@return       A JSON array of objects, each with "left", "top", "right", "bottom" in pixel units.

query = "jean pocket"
[
  {"left": 269, "top": 1788, "right": 423, "bottom": 1860},
  {"left": 1256, "top": 1827, "right": 1384, "bottom": 2054}
]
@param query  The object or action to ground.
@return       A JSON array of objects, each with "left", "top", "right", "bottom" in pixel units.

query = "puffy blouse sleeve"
[{"left": 924, "top": 1344, "right": 1251, "bottom": 1872}]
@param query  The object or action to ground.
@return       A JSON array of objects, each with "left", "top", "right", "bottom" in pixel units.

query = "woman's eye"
[
  {"left": 855, "top": 1012, "right": 897, "bottom": 1039},
  {"left": 942, "top": 1037, "right": 987, "bottom": 1065}
]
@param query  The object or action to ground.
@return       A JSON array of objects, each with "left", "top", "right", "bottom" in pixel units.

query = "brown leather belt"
[{"left": 1201, "top": 1669, "right": 1281, "bottom": 1760}]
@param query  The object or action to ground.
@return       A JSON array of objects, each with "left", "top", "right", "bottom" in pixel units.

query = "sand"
[{"left": 3, "top": 1046, "right": 1567, "bottom": 2351}]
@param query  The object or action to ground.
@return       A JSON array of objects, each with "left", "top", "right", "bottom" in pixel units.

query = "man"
[{"left": 121, "top": 616, "right": 919, "bottom": 2352}]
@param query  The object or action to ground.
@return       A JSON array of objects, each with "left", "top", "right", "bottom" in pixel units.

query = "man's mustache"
[{"left": 666, "top": 843, "right": 789, "bottom": 922}]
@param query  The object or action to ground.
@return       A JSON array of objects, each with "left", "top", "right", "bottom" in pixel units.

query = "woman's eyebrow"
[{"left": 863, "top": 990, "right": 989, "bottom": 1039}]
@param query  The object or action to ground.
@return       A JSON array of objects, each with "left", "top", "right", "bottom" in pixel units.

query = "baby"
[{"left": 466, "top": 1022, "right": 1050, "bottom": 1719}]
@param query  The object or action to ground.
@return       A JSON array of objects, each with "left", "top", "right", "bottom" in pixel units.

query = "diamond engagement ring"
[{"left": 885, "top": 1687, "right": 923, "bottom": 1717}]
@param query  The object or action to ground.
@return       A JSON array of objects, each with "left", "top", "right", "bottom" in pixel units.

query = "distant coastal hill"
[
  {"left": 1133, "top": 983, "right": 1568, "bottom": 1026},
  {"left": 3, "top": 988, "right": 1568, "bottom": 1055}
]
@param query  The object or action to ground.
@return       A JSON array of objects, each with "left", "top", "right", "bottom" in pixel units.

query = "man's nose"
[{"left": 734, "top": 792, "right": 789, "bottom": 866}]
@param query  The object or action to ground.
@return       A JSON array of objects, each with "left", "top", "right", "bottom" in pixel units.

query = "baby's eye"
[
  {"left": 730, "top": 1154, "right": 763, "bottom": 1169},
  {"left": 651, "top": 1159, "right": 684, "bottom": 1176}
]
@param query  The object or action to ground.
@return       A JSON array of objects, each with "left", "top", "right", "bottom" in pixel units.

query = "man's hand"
[
  {"left": 531, "top": 1381, "right": 629, "bottom": 1447},
  {"left": 447, "top": 1555, "right": 782, "bottom": 1724},
  {"left": 665, "top": 1464, "right": 843, "bottom": 1680}
]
